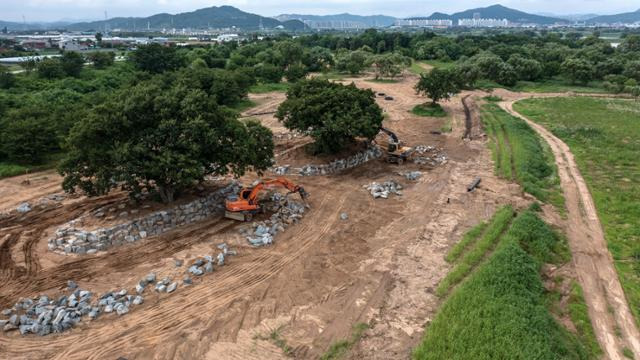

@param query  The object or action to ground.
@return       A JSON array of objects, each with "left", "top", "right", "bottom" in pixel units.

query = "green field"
[
  {"left": 481, "top": 103, "right": 564, "bottom": 209},
  {"left": 415, "top": 208, "right": 598, "bottom": 360},
  {"left": 514, "top": 97, "right": 640, "bottom": 326}
]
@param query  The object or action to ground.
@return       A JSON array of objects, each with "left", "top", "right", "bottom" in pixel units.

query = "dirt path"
[{"left": 501, "top": 99, "right": 640, "bottom": 360}]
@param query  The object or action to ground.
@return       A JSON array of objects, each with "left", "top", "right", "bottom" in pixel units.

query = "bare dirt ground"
[
  {"left": 501, "top": 97, "right": 640, "bottom": 360},
  {"left": 0, "top": 171, "right": 64, "bottom": 213},
  {"left": 0, "top": 75, "right": 540, "bottom": 359}
]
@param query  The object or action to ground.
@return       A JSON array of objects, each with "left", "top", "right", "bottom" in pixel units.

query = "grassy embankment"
[
  {"left": 481, "top": 103, "right": 564, "bottom": 210},
  {"left": 415, "top": 206, "right": 601, "bottom": 359},
  {"left": 514, "top": 97, "right": 640, "bottom": 326}
]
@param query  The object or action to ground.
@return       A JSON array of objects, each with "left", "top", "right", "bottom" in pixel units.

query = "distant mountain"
[
  {"left": 274, "top": 13, "right": 396, "bottom": 28},
  {"left": 64, "top": 6, "right": 305, "bottom": 31},
  {"left": 426, "top": 4, "right": 568, "bottom": 25},
  {"left": 536, "top": 13, "right": 600, "bottom": 22},
  {"left": 587, "top": 9, "right": 640, "bottom": 24}
]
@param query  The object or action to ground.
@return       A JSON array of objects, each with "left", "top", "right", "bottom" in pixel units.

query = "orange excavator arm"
[{"left": 225, "top": 178, "right": 309, "bottom": 221}]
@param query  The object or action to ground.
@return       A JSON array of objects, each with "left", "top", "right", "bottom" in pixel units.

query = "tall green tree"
[
  {"left": 276, "top": 79, "right": 383, "bottom": 154},
  {"left": 37, "top": 58, "right": 64, "bottom": 79},
  {"left": 129, "top": 43, "right": 185, "bottom": 74},
  {"left": 87, "top": 52, "right": 115, "bottom": 69},
  {"left": 61, "top": 51, "right": 85, "bottom": 77},
  {"left": 415, "top": 68, "right": 460, "bottom": 105},
  {"left": 0, "top": 66, "right": 14, "bottom": 89},
  {"left": 59, "top": 82, "right": 274, "bottom": 203},
  {"left": 561, "top": 58, "right": 595, "bottom": 85}
]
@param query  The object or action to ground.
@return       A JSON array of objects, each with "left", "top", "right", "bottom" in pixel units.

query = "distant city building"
[
  {"left": 394, "top": 18, "right": 453, "bottom": 28},
  {"left": 303, "top": 20, "right": 367, "bottom": 29},
  {"left": 458, "top": 18, "right": 510, "bottom": 27}
]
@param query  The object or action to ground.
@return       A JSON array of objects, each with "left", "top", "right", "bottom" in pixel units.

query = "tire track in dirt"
[
  {"left": 501, "top": 100, "right": 640, "bottom": 360},
  {"left": 0, "top": 179, "right": 347, "bottom": 359}
]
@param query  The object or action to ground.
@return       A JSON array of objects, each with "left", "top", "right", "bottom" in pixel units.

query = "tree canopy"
[
  {"left": 129, "top": 43, "right": 185, "bottom": 74},
  {"left": 415, "top": 68, "right": 461, "bottom": 104},
  {"left": 276, "top": 78, "right": 383, "bottom": 153},
  {"left": 59, "top": 81, "right": 274, "bottom": 203}
]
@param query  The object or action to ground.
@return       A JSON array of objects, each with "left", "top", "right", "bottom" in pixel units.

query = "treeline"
[{"left": 2, "top": 29, "right": 640, "bottom": 173}]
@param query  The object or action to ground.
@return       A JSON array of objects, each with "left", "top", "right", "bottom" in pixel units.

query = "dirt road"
[{"left": 501, "top": 99, "right": 640, "bottom": 360}]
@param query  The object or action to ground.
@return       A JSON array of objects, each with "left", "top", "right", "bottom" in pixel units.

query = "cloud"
[{"left": 2, "top": 0, "right": 638, "bottom": 22}]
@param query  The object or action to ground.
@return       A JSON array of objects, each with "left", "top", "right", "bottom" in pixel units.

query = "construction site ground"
[{"left": 0, "top": 74, "right": 626, "bottom": 359}]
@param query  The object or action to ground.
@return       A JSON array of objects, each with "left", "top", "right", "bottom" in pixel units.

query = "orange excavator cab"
[{"left": 225, "top": 178, "right": 309, "bottom": 222}]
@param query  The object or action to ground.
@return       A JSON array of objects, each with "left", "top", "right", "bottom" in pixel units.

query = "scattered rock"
[
  {"left": 183, "top": 277, "right": 193, "bottom": 285},
  {"left": 145, "top": 273, "right": 156, "bottom": 284},
  {"left": 364, "top": 181, "right": 403, "bottom": 199},
  {"left": 188, "top": 266, "right": 204, "bottom": 276},
  {"left": 166, "top": 283, "right": 177, "bottom": 293},
  {"left": 402, "top": 171, "right": 422, "bottom": 181},
  {"left": 340, "top": 212, "right": 349, "bottom": 220},
  {"left": 16, "top": 203, "right": 31, "bottom": 213},
  {"left": 174, "top": 259, "right": 183, "bottom": 267},
  {"left": 67, "top": 280, "right": 78, "bottom": 290}
]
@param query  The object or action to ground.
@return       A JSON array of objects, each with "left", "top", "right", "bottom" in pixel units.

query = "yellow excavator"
[{"left": 376, "top": 127, "right": 414, "bottom": 165}]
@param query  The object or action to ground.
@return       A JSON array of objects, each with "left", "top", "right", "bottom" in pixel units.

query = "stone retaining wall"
[
  {"left": 48, "top": 183, "right": 240, "bottom": 255},
  {"left": 273, "top": 146, "right": 383, "bottom": 176}
]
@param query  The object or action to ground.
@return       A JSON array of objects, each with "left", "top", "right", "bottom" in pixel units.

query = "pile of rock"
[
  {"left": 243, "top": 197, "right": 307, "bottom": 246},
  {"left": 364, "top": 181, "right": 404, "bottom": 199},
  {"left": 270, "top": 146, "right": 383, "bottom": 177},
  {"left": 411, "top": 145, "right": 447, "bottom": 166},
  {"left": 48, "top": 183, "right": 240, "bottom": 255},
  {"left": 2, "top": 244, "right": 237, "bottom": 337},
  {"left": 400, "top": 171, "right": 423, "bottom": 181}
]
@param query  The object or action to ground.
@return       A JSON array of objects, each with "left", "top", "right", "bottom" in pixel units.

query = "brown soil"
[
  {"left": 502, "top": 97, "right": 640, "bottom": 360},
  {"left": 0, "top": 76, "right": 556, "bottom": 360}
]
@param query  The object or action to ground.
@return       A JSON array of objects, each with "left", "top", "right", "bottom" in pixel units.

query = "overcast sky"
[{"left": 1, "top": 0, "right": 638, "bottom": 22}]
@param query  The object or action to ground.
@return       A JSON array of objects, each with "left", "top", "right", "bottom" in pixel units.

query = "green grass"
[
  {"left": 253, "top": 326, "right": 293, "bottom": 357},
  {"left": 320, "top": 323, "right": 369, "bottom": 360},
  {"left": 514, "top": 97, "right": 640, "bottom": 327},
  {"left": 409, "top": 61, "right": 431, "bottom": 75},
  {"left": 229, "top": 99, "right": 258, "bottom": 113},
  {"left": 365, "top": 78, "right": 399, "bottom": 83},
  {"left": 481, "top": 103, "right": 565, "bottom": 210},
  {"left": 475, "top": 78, "right": 608, "bottom": 94},
  {"left": 445, "top": 222, "right": 488, "bottom": 263},
  {"left": 484, "top": 95, "right": 503, "bottom": 102},
  {"left": 249, "top": 82, "right": 290, "bottom": 94},
  {"left": 436, "top": 205, "right": 514, "bottom": 297},
  {"left": 314, "top": 71, "right": 345, "bottom": 81},
  {"left": 422, "top": 60, "right": 457, "bottom": 70},
  {"left": 623, "top": 347, "right": 635, "bottom": 359},
  {"left": 0, "top": 154, "right": 62, "bottom": 179},
  {"left": 568, "top": 282, "right": 603, "bottom": 359},
  {"left": 414, "top": 210, "right": 592, "bottom": 360},
  {"left": 411, "top": 103, "right": 447, "bottom": 118}
]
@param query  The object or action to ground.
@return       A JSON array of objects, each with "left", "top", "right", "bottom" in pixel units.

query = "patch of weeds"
[{"left": 320, "top": 323, "right": 369, "bottom": 360}]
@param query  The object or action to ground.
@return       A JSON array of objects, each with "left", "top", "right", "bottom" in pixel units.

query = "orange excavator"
[{"left": 225, "top": 178, "right": 309, "bottom": 221}]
